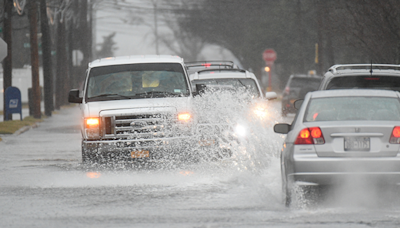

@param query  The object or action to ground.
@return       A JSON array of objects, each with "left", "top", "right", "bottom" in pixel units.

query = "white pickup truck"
[{"left": 68, "top": 55, "right": 195, "bottom": 163}]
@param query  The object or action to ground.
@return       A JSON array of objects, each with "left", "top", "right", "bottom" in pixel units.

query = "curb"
[{"left": 13, "top": 123, "right": 39, "bottom": 136}]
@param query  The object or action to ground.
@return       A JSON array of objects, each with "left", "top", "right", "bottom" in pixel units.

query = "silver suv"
[
  {"left": 68, "top": 55, "right": 195, "bottom": 163},
  {"left": 319, "top": 64, "right": 400, "bottom": 91}
]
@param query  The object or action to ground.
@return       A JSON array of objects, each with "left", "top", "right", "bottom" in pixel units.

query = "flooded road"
[{"left": 1, "top": 103, "right": 400, "bottom": 227}]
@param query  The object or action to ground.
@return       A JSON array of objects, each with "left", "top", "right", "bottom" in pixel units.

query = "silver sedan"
[{"left": 274, "top": 89, "right": 400, "bottom": 206}]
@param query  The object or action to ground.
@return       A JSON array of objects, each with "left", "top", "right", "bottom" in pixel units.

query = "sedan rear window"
[
  {"left": 304, "top": 96, "right": 400, "bottom": 122},
  {"left": 288, "top": 78, "right": 321, "bottom": 88},
  {"left": 326, "top": 76, "right": 400, "bottom": 92},
  {"left": 192, "top": 78, "right": 260, "bottom": 97}
]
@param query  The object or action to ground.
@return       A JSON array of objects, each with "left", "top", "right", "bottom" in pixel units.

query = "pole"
[
  {"left": 39, "top": 0, "right": 53, "bottom": 116},
  {"left": 153, "top": 1, "right": 159, "bottom": 55},
  {"left": 2, "top": 0, "right": 12, "bottom": 121},
  {"left": 268, "top": 66, "right": 272, "bottom": 92},
  {"left": 316, "top": 0, "right": 324, "bottom": 75},
  {"left": 28, "top": 0, "right": 41, "bottom": 119}
]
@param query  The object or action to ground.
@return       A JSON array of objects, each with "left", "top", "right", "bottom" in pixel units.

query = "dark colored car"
[{"left": 281, "top": 74, "right": 322, "bottom": 116}]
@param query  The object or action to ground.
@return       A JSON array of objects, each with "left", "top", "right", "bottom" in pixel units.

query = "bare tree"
[{"left": 158, "top": 0, "right": 206, "bottom": 61}]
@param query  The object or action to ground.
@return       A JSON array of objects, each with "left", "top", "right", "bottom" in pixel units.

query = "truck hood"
[{"left": 83, "top": 97, "right": 192, "bottom": 117}]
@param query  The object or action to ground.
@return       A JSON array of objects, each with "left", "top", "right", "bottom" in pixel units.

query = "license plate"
[
  {"left": 131, "top": 150, "right": 150, "bottom": 158},
  {"left": 344, "top": 137, "right": 370, "bottom": 151},
  {"left": 198, "top": 139, "right": 215, "bottom": 146}
]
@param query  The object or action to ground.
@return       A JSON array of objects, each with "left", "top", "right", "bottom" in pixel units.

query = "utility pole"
[
  {"left": 296, "top": 0, "right": 306, "bottom": 74},
  {"left": 39, "top": 0, "right": 53, "bottom": 116},
  {"left": 28, "top": 0, "right": 41, "bottom": 119},
  {"left": 316, "top": 0, "right": 324, "bottom": 75},
  {"left": 153, "top": 1, "right": 159, "bottom": 55},
  {"left": 2, "top": 0, "right": 12, "bottom": 121}
]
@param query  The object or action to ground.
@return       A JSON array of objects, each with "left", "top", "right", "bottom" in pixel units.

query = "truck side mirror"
[{"left": 68, "top": 89, "right": 82, "bottom": 103}]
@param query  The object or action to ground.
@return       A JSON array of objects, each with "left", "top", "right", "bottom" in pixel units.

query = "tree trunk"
[
  {"left": 28, "top": 0, "right": 42, "bottom": 119},
  {"left": 39, "top": 0, "right": 53, "bottom": 116},
  {"left": 2, "top": 0, "right": 13, "bottom": 121},
  {"left": 55, "top": 15, "right": 66, "bottom": 109}
]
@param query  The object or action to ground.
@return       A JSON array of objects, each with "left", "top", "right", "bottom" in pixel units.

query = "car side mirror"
[
  {"left": 274, "top": 123, "right": 291, "bottom": 134},
  {"left": 294, "top": 99, "right": 304, "bottom": 110},
  {"left": 68, "top": 89, "right": 82, "bottom": 103},
  {"left": 195, "top": 84, "right": 207, "bottom": 95},
  {"left": 265, "top": 91, "right": 277, "bottom": 100}
]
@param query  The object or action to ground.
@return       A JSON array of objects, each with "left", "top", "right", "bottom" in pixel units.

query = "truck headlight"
[
  {"left": 178, "top": 112, "right": 191, "bottom": 122},
  {"left": 253, "top": 107, "right": 268, "bottom": 119},
  {"left": 85, "top": 117, "right": 100, "bottom": 139}
]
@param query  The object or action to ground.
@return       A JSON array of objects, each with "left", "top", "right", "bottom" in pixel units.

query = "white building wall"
[{"left": 0, "top": 67, "right": 44, "bottom": 111}]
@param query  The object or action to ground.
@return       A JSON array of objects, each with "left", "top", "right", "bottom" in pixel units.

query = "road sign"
[
  {"left": 0, "top": 37, "right": 7, "bottom": 62},
  {"left": 262, "top": 49, "right": 277, "bottom": 63}
]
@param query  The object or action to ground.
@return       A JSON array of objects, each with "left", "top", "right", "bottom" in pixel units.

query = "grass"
[{"left": 0, "top": 116, "right": 45, "bottom": 135}]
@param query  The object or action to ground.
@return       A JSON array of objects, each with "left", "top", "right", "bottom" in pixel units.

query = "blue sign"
[{"left": 5, "top": 86, "right": 22, "bottom": 120}]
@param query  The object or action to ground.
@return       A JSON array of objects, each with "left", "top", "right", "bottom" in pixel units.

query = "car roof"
[
  {"left": 190, "top": 69, "right": 256, "bottom": 81},
  {"left": 185, "top": 60, "right": 235, "bottom": 68},
  {"left": 324, "top": 64, "right": 400, "bottom": 77},
  {"left": 289, "top": 74, "right": 322, "bottom": 79},
  {"left": 309, "top": 89, "right": 400, "bottom": 99},
  {"left": 89, "top": 55, "right": 184, "bottom": 68}
]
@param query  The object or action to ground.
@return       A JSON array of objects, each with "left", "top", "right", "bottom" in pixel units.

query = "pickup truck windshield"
[
  {"left": 192, "top": 78, "right": 260, "bottom": 98},
  {"left": 86, "top": 63, "right": 189, "bottom": 101}
]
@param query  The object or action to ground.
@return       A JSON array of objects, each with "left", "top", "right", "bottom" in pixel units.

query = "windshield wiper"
[
  {"left": 238, "top": 79, "right": 248, "bottom": 88},
  {"left": 89, "top": 93, "right": 133, "bottom": 99},
  {"left": 134, "top": 91, "right": 181, "bottom": 98}
]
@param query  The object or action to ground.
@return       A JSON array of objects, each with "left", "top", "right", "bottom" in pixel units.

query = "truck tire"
[{"left": 81, "top": 142, "right": 98, "bottom": 164}]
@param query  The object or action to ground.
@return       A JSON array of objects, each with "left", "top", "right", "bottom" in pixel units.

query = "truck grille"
[{"left": 102, "top": 113, "right": 187, "bottom": 139}]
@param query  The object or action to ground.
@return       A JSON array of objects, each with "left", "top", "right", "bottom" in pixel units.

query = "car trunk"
[{"left": 313, "top": 123, "right": 400, "bottom": 157}]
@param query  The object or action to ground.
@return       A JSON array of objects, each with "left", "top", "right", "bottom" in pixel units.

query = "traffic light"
[{"left": 264, "top": 66, "right": 270, "bottom": 72}]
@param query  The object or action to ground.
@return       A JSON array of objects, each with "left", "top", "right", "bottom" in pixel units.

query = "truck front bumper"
[{"left": 83, "top": 136, "right": 195, "bottom": 159}]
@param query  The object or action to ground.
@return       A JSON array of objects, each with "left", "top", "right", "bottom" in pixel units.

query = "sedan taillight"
[
  {"left": 389, "top": 126, "right": 400, "bottom": 144},
  {"left": 295, "top": 127, "right": 325, "bottom": 145}
]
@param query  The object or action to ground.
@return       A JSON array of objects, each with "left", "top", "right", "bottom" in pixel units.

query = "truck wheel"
[{"left": 81, "top": 142, "right": 98, "bottom": 164}]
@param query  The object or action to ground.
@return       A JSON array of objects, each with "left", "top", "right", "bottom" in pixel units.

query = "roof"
[
  {"left": 185, "top": 60, "right": 235, "bottom": 68},
  {"left": 309, "top": 89, "right": 400, "bottom": 99},
  {"left": 325, "top": 64, "right": 400, "bottom": 76},
  {"left": 190, "top": 69, "right": 256, "bottom": 81},
  {"left": 89, "top": 55, "right": 184, "bottom": 68},
  {"left": 289, "top": 74, "right": 322, "bottom": 79}
]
